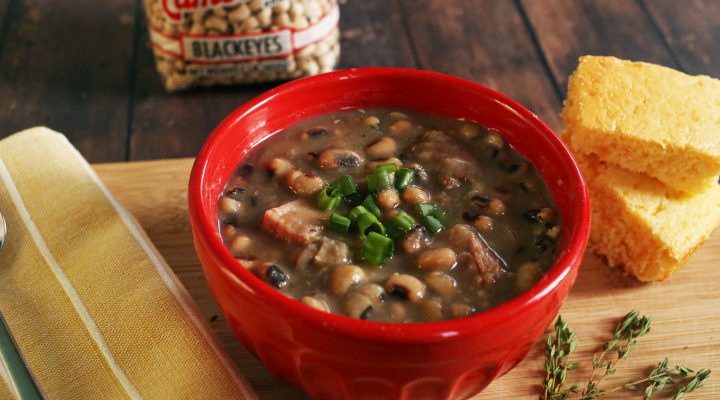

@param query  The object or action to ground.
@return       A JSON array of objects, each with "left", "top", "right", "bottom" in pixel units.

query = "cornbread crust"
[
  {"left": 562, "top": 56, "right": 720, "bottom": 195},
  {"left": 572, "top": 150, "right": 720, "bottom": 281}
]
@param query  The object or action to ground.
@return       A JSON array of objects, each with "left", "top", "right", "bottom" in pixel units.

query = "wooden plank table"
[
  {"left": 94, "top": 158, "right": 720, "bottom": 400},
  {"left": 0, "top": 0, "right": 719, "bottom": 162}
]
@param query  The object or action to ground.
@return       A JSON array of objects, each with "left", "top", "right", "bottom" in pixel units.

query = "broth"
[{"left": 218, "top": 109, "right": 561, "bottom": 322}]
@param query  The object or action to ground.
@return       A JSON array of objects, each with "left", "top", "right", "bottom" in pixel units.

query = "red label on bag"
[{"left": 162, "top": 0, "right": 248, "bottom": 22}]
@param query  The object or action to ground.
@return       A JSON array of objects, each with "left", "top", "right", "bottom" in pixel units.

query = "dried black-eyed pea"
[
  {"left": 516, "top": 262, "right": 542, "bottom": 291},
  {"left": 317, "top": 149, "right": 364, "bottom": 169},
  {"left": 424, "top": 272, "right": 458, "bottom": 298},
  {"left": 388, "top": 120, "right": 412, "bottom": 136},
  {"left": 420, "top": 298, "right": 444, "bottom": 322},
  {"left": 417, "top": 248, "right": 457, "bottom": 271},
  {"left": 450, "top": 303, "right": 474, "bottom": 318},
  {"left": 377, "top": 189, "right": 400, "bottom": 210},
  {"left": 345, "top": 292, "right": 375, "bottom": 320},
  {"left": 328, "top": 264, "right": 366, "bottom": 296},
  {"left": 301, "top": 295, "right": 329, "bottom": 312},
  {"left": 366, "top": 137, "right": 397, "bottom": 159},
  {"left": 219, "top": 196, "right": 242, "bottom": 214},
  {"left": 267, "top": 158, "right": 294, "bottom": 177},
  {"left": 385, "top": 273, "right": 426, "bottom": 303},
  {"left": 367, "top": 157, "right": 402, "bottom": 173},
  {"left": 402, "top": 186, "right": 430, "bottom": 205},
  {"left": 285, "top": 169, "right": 325, "bottom": 196},
  {"left": 473, "top": 215, "right": 494, "bottom": 232},
  {"left": 362, "top": 115, "right": 380, "bottom": 128}
]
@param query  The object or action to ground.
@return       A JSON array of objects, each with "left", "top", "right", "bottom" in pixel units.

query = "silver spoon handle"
[{"left": 0, "top": 313, "right": 44, "bottom": 400}]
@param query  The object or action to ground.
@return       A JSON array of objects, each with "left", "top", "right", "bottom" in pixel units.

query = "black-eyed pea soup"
[{"left": 218, "top": 109, "right": 561, "bottom": 323}]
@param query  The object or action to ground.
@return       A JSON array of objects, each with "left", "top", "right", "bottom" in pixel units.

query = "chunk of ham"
[
  {"left": 261, "top": 200, "right": 327, "bottom": 244},
  {"left": 411, "top": 131, "right": 482, "bottom": 189},
  {"left": 448, "top": 224, "right": 505, "bottom": 286}
]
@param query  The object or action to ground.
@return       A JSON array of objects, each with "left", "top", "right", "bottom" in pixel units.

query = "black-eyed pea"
[
  {"left": 317, "top": 149, "right": 363, "bottom": 169},
  {"left": 255, "top": 263, "right": 289, "bottom": 288},
  {"left": 420, "top": 298, "right": 444, "bottom": 322},
  {"left": 229, "top": 235, "right": 252, "bottom": 257},
  {"left": 345, "top": 293, "right": 374, "bottom": 320},
  {"left": 547, "top": 225, "right": 561, "bottom": 239},
  {"left": 219, "top": 196, "right": 242, "bottom": 214},
  {"left": 385, "top": 273, "right": 426, "bottom": 303},
  {"left": 401, "top": 186, "right": 430, "bottom": 205},
  {"left": 286, "top": 169, "right": 325, "bottom": 196},
  {"left": 484, "top": 131, "right": 505, "bottom": 149},
  {"left": 473, "top": 215, "right": 494, "bottom": 232},
  {"left": 471, "top": 195, "right": 506, "bottom": 216},
  {"left": 367, "top": 157, "right": 402, "bottom": 173},
  {"left": 272, "top": 0, "right": 291, "bottom": 13},
  {"left": 293, "top": 16, "right": 310, "bottom": 29},
  {"left": 388, "top": 302, "right": 407, "bottom": 321},
  {"left": 538, "top": 207, "right": 556, "bottom": 223},
  {"left": 301, "top": 295, "right": 329, "bottom": 312},
  {"left": 242, "top": 16, "right": 260, "bottom": 32},
  {"left": 388, "top": 120, "right": 412, "bottom": 136},
  {"left": 355, "top": 283, "right": 385, "bottom": 307},
  {"left": 304, "top": 1, "right": 322, "bottom": 22},
  {"left": 249, "top": 0, "right": 264, "bottom": 11},
  {"left": 257, "top": 7, "right": 272, "bottom": 26},
  {"left": 274, "top": 12, "right": 292, "bottom": 27},
  {"left": 363, "top": 115, "right": 380, "bottom": 128},
  {"left": 267, "top": 157, "right": 294, "bottom": 177},
  {"left": 290, "top": 1, "right": 304, "bottom": 17},
  {"left": 516, "top": 262, "right": 542, "bottom": 291},
  {"left": 459, "top": 124, "right": 480, "bottom": 139},
  {"left": 212, "top": 7, "right": 227, "bottom": 17},
  {"left": 328, "top": 264, "right": 366, "bottom": 296},
  {"left": 450, "top": 303, "right": 474, "bottom": 318},
  {"left": 401, "top": 227, "right": 426, "bottom": 254},
  {"left": 366, "top": 137, "right": 397, "bottom": 159},
  {"left": 389, "top": 111, "right": 409, "bottom": 120},
  {"left": 424, "top": 272, "right": 457, "bottom": 298},
  {"left": 221, "top": 224, "right": 236, "bottom": 240},
  {"left": 377, "top": 189, "right": 400, "bottom": 210},
  {"left": 417, "top": 248, "right": 457, "bottom": 270}
]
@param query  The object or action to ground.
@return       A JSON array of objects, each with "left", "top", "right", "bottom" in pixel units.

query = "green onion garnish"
[
  {"left": 361, "top": 232, "right": 394, "bottom": 265},
  {"left": 390, "top": 211, "right": 416, "bottom": 234},
  {"left": 349, "top": 205, "right": 369, "bottom": 222},
  {"left": 375, "top": 163, "right": 398, "bottom": 174},
  {"left": 415, "top": 204, "right": 447, "bottom": 223},
  {"left": 317, "top": 186, "right": 342, "bottom": 210},
  {"left": 332, "top": 175, "right": 357, "bottom": 196},
  {"left": 328, "top": 213, "right": 351, "bottom": 234},
  {"left": 366, "top": 170, "right": 393, "bottom": 193},
  {"left": 422, "top": 215, "right": 444, "bottom": 235},
  {"left": 357, "top": 212, "right": 386, "bottom": 239},
  {"left": 362, "top": 195, "right": 382, "bottom": 218},
  {"left": 395, "top": 168, "right": 414, "bottom": 191}
]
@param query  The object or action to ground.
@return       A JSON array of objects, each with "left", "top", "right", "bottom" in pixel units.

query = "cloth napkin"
[{"left": 0, "top": 128, "right": 257, "bottom": 400}]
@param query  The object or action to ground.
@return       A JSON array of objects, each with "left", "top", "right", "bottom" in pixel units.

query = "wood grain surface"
[
  {"left": 94, "top": 158, "right": 720, "bottom": 400},
  {"left": 2, "top": 0, "right": 719, "bottom": 161}
]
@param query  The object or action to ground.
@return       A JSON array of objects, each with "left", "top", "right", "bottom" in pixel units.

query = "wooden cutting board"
[{"left": 94, "top": 158, "right": 720, "bottom": 400}]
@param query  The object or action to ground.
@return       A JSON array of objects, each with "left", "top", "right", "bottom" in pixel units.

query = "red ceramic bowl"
[{"left": 189, "top": 68, "right": 590, "bottom": 400}]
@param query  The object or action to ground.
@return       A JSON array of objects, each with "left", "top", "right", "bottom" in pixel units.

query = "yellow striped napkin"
[{"left": 0, "top": 127, "right": 257, "bottom": 400}]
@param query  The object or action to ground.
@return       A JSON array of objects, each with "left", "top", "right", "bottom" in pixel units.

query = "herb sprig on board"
[{"left": 540, "top": 311, "right": 711, "bottom": 400}]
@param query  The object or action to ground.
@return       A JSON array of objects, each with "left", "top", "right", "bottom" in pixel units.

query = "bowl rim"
[{"left": 188, "top": 67, "right": 590, "bottom": 344}]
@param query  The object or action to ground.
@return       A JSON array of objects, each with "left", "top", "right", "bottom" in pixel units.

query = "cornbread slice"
[
  {"left": 562, "top": 56, "right": 720, "bottom": 194},
  {"left": 572, "top": 149, "right": 720, "bottom": 281}
]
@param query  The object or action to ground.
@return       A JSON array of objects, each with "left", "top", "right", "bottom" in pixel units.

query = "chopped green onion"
[
  {"left": 328, "top": 213, "right": 351, "bottom": 234},
  {"left": 375, "top": 163, "right": 398, "bottom": 174},
  {"left": 362, "top": 195, "right": 382, "bottom": 218},
  {"left": 361, "top": 232, "right": 394, "bottom": 265},
  {"left": 395, "top": 168, "right": 414, "bottom": 190},
  {"left": 366, "top": 170, "right": 393, "bottom": 193},
  {"left": 422, "top": 215, "right": 444, "bottom": 235},
  {"left": 357, "top": 212, "right": 386, "bottom": 239},
  {"left": 349, "top": 205, "right": 369, "bottom": 222},
  {"left": 317, "top": 186, "right": 342, "bottom": 210},
  {"left": 390, "top": 211, "right": 416, "bottom": 234},
  {"left": 332, "top": 175, "right": 357, "bottom": 196},
  {"left": 415, "top": 204, "right": 447, "bottom": 223}
]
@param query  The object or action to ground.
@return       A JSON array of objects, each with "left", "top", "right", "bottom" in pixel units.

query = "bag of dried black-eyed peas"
[{"left": 143, "top": 0, "right": 340, "bottom": 91}]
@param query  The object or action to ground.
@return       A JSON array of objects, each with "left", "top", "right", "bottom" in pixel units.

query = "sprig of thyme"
[{"left": 540, "top": 312, "right": 711, "bottom": 399}]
